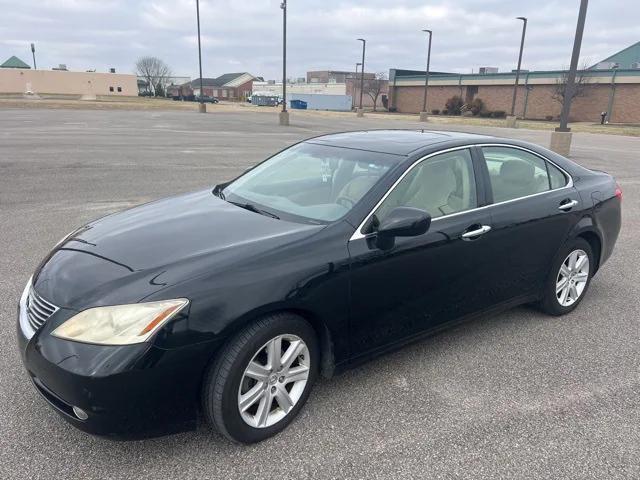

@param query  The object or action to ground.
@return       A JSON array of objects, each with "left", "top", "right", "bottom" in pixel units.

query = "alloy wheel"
[
  {"left": 237, "top": 334, "right": 310, "bottom": 428},
  {"left": 556, "top": 249, "right": 590, "bottom": 307}
]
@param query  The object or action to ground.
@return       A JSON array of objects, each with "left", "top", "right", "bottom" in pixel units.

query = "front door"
[{"left": 347, "top": 148, "right": 497, "bottom": 358}]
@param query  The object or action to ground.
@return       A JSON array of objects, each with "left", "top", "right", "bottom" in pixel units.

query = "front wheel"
[
  {"left": 539, "top": 238, "right": 594, "bottom": 316},
  {"left": 202, "top": 313, "right": 318, "bottom": 444}
]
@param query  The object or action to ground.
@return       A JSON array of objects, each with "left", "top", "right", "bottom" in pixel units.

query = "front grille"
[{"left": 26, "top": 286, "right": 59, "bottom": 331}]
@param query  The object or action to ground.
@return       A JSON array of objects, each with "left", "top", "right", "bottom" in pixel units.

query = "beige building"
[{"left": 0, "top": 68, "right": 138, "bottom": 98}]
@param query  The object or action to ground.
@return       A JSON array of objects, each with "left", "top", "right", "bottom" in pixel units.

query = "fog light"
[{"left": 72, "top": 406, "right": 88, "bottom": 420}]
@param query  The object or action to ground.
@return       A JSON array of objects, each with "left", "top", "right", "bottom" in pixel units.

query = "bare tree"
[
  {"left": 552, "top": 64, "right": 590, "bottom": 107},
  {"left": 135, "top": 57, "right": 173, "bottom": 97},
  {"left": 363, "top": 72, "right": 388, "bottom": 111}
]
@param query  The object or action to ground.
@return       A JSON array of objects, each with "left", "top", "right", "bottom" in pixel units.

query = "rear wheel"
[
  {"left": 202, "top": 313, "right": 318, "bottom": 444},
  {"left": 539, "top": 238, "right": 593, "bottom": 316}
]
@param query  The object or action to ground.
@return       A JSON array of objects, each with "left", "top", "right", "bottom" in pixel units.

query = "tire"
[
  {"left": 539, "top": 237, "right": 594, "bottom": 316},
  {"left": 202, "top": 313, "right": 318, "bottom": 444}
]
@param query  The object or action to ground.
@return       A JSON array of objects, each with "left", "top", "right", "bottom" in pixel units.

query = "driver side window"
[{"left": 374, "top": 149, "right": 477, "bottom": 224}]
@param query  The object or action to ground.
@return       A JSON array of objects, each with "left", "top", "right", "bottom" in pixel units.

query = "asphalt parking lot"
[{"left": 1, "top": 107, "right": 638, "bottom": 479}]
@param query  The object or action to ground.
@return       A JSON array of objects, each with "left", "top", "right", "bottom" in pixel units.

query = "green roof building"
[
  {"left": 0, "top": 55, "right": 31, "bottom": 69},
  {"left": 590, "top": 41, "right": 640, "bottom": 70}
]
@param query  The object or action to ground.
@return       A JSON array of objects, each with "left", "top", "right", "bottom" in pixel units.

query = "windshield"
[{"left": 221, "top": 142, "right": 398, "bottom": 223}]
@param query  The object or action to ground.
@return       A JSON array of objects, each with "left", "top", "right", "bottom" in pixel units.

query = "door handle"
[
  {"left": 462, "top": 225, "right": 492, "bottom": 240},
  {"left": 558, "top": 199, "right": 578, "bottom": 211}
]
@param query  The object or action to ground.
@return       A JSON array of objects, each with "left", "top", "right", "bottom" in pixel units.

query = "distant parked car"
[{"left": 196, "top": 95, "right": 219, "bottom": 104}]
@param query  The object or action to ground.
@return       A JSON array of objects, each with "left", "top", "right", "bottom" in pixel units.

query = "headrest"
[{"left": 500, "top": 160, "right": 534, "bottom": 185}]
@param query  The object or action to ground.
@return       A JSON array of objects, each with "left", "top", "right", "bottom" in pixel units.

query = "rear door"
[{"left": 477, "top": 145, "right": 581, "bottom": 302}]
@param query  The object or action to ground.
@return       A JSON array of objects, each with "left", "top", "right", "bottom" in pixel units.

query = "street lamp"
[
  {"left": 510, "top": 17, "right": 527, "bottom": 118},
  {"left": 420, "top": 29, "right": 432, "bottom": 121},
  {"left": 353, "top": 62, "right": 362, "bottom": 109},
  {"left": 279, "top": 0, "right": 289, "bottom": 125},
  {"left": 195, "top": 0, "right": 205, "bottom": 113},
  {"left": 550, "top": 0, "right": 589, "bottom": 156},
  {"left": 30, "top": 43, "right": 37, "bottom": 70},
  {"left": 357, "top": 38, "right": 366, "bottom": 116},
  {"left": 558, "top": 0, "right": 588, "bottom": 132}
]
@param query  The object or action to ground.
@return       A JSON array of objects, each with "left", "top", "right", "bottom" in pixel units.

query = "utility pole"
[
  {"left": 420, "top": 29, "right": 432, "bottom": 122},
  {"left": 558, "top": 0, "right": 588, "bottom": 131},
  {"left": 550, "top": 0, "right": 589, "bottom": 156},
  {"left": 510, "top": 17, "right": 527, "bottom": 117},
  {"left": 279, "top": 0, "right": 289, "bottom": 125},
  {"left": 196, "top": 0, "right": 205, "bottom": 113},
  {"left": 31, "top": 43, "right": 37, "bottom": 70},
  {"left": 353, "top": 62, "right": 361, "bottom": 109},
  {"left": 357, "top": 38, "right": 366, "bottom": 117}
]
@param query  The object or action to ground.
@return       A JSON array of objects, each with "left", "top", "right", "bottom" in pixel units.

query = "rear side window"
[
  {"left": 482, "top": 147, "right": 560, "bottom": 203},
  {"left": 548, "top": 162, "right": 568, "bottom": 189}
]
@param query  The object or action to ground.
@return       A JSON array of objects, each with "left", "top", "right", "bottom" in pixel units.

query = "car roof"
[{"left": 305, "top": 129, "right": 496, "bottom": 156}]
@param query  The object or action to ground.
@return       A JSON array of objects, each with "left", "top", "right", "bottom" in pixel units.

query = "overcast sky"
[{"left": 1, "top": 0, "right": 638, "bottom": 80}]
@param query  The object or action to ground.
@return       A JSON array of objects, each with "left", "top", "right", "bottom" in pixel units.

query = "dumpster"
[{"left": 290, "top": 99, "right": 308, "bottom": 110}]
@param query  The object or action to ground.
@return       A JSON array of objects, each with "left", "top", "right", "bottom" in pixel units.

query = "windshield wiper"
[{"left": 229, "top": 201, "right": 280, "bottom": 219}]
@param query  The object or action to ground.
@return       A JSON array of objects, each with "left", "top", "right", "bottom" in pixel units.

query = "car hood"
[{"left": 34, "top": 189, "right": 323, "bottom": 310}]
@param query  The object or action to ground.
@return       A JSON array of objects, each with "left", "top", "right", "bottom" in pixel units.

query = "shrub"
[
  {"left": 442, "top": 109, "right": 449, "bottom": 115},
  {"left": 445, "top": 96, "right": 464, "bottom": 115},
  {"left": 479, "top": 110, "right": 493, "bottom": 118},
  {"left": 469, "top": 98, "right": 484, "bottom": 116},
  {"left": 491, "top": 110, "right": 506, "bottom": 118},
  {"left": 431, "top": 109, "right": 440, "bottom": 115}
]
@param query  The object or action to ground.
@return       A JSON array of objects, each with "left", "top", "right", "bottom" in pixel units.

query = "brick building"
[
  {"left": 175, "top": 72, "right": 258, "bottom": 101},
  {"left": 389, "top": 68, "right": 640, "bottom": 123},
  {"left": 389, "top": 42, "right": 640, "bottom": 123}
]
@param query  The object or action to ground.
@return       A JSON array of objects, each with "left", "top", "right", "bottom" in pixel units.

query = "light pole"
[
  {"left": 357, "top": 38, "right": 366, "bottom": 116},
  {"left": 550, "top": 0, "right": 589, "bottom": 156},
  {"left": 558, "top": 0, "right": 588, "bottom": 132},
  {"left": 353, "top": 62, "right": 362, "bottom": 109},
  {"left": 509, "top": 17, "right": 527, "bottom": 118},
  {"left": 195, "top": 0, "right": 205, "bottom": 113},
  {"left": 30, "top": 43, "right": 37, "bottom": 70},
  {"left": 420, "top": 29, "right": 432, "bottom": 122},
  {"left": 279, "top": 0, "right": 289, "bottom": 125}
]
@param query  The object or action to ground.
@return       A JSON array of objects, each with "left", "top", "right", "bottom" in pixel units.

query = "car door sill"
[{"left": 342, "top": 293, "right": 539, "bottom": 373}]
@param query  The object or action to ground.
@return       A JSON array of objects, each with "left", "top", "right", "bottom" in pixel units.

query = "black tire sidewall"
[
  {"left": 543, "top": 238, "right": 594, "bottom": 315},
  {"left": 209, "top": 314, "right": 318, "bottom": 444}
]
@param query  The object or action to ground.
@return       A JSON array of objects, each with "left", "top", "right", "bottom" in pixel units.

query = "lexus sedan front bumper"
[{"left": 17, "top": 281, "right": 216, "bottom": 439}]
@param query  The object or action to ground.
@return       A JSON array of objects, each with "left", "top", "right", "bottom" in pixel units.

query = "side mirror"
[{"left": 375, "top": 207, "right": 431, "bottom": 250}]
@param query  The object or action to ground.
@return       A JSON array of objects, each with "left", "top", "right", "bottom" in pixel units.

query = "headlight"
[{"left": 51, "top": 299, "right": 189, "bottom": 345}]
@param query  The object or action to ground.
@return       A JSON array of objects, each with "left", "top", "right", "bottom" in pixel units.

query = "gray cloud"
[{"left": 0, "top": 0, "right": 638, "bottom": 79}]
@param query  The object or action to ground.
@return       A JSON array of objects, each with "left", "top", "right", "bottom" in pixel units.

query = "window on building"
[
  {"left": 109, "top": 86, "right": 114, "bottom": 92},
  {"left": 117, "top": 86, "right": 122, "bottom": 92}
]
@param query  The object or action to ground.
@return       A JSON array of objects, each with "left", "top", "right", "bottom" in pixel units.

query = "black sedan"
[{"left": 17, "top": 130, "right": 621, "bottom": 444}]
